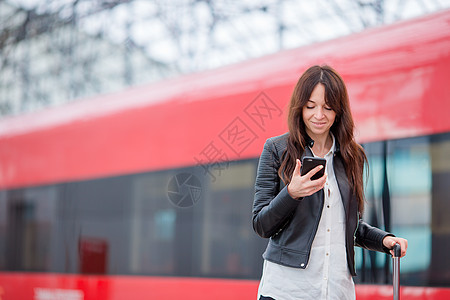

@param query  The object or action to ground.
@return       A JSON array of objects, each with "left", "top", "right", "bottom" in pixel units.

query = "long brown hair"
[{"left": 279, "top": 65, "right": 367, "bottom": 213}]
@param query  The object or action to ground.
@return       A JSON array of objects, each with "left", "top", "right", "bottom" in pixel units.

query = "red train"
[{"left": 1, "top": 9, "right": 450, "bottom": 300}]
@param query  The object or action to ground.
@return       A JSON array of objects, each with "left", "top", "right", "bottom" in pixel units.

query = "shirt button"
[
  {"left": 326, "top": 253, "right": 329, "bottom": 256},
  {"left": 327, "top": 229, "right": 330, "bottom": 232},
  {"left": 327, "top": 205, "right": 330, "bottom": 208}
]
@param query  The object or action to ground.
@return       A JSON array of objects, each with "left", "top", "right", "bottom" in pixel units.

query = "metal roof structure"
[{"left": 1, "top": 0, "right": 449, "bottom": 117}]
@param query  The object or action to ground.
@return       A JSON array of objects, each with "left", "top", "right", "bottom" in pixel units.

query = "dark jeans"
[{"left": 259, "top": 296, "right": 275, "bottom": 300}]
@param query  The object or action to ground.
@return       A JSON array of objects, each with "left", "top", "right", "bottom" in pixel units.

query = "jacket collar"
[{"left": 306, "top": 132, "right": 341, "bottom": 155}]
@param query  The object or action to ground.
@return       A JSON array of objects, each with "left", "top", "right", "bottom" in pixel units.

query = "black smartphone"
[{"left": 301, "top": 156, "right": 326, "bottom": 180}]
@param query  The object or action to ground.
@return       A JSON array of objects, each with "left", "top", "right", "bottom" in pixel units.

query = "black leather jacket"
[{"left": 252, "top": 133, "right": 393, "bottom": 276}]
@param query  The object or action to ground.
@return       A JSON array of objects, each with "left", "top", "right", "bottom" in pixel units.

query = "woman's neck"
[{"left": 309, "top": 133, "right": 332, "bottom": 158}]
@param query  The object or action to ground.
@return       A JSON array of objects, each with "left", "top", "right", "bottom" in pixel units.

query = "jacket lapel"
[{"left": 334, "top": 154, "right": 351, "bottom": 217}]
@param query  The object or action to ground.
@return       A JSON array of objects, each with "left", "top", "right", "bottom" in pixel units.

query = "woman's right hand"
[{"left": 287, "top": 159, "right": 327, "bottom": 199}]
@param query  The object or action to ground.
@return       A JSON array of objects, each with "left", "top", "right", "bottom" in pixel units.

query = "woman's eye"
[
  {"left": 325, "top": 107, "right": 332, "bottom": 111},
  {"left": 306, "top": 106, "right": 314, "bottom": 109}
]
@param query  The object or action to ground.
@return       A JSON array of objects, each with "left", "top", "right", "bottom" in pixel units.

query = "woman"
[{"left": 252, "top": 65, "right": 408, "bottom": 300}]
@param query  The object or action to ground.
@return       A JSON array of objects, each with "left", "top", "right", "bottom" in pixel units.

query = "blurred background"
[{"left": 1, "top": 1, "right": 450, "bottom": 300}]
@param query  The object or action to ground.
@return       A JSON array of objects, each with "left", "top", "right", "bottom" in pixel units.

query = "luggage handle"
[
  {"left": 393, "top": 243, "right": 401, "bottom": 258},
  {"left": 392, "top": 243, "right": 401, "bottom": 300}
]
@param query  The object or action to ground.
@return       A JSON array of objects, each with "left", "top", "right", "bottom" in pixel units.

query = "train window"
[
  {"left": 129, "top": 172, "right": 178, "bottom": 275},
  {"left": 0, "top": 191, "right": 6, "bottom": 269},
  {"left": 196, "top": 161, "right": 261, "bottom": 278},
  {"left": 127, "top": 160, "right": 267, "bottom": 279},
  {"left": 0, "top": 186, "right": 58, "bottom": 272},
  {"left": 357, "top": 132, "right": 450, "bottom": 287}
]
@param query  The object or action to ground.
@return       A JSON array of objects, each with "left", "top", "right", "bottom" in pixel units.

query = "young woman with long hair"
[{"left": 252, "top": 65, "right": 407, "bottom": 300}]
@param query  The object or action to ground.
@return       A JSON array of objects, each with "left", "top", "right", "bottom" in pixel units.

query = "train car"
[{"left": 1, "top": 8, "right": 450, "bottom": 300}]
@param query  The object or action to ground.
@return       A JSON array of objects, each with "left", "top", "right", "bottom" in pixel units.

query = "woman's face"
[{"left": 302, "top": 83, "right": 336, "bottom": 139}]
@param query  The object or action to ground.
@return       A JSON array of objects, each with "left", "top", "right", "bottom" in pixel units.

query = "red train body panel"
[{"left": 1, "top": 273, "right": 450, "bottom": 300}]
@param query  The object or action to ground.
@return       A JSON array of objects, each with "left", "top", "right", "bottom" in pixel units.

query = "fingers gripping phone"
[{"left": 300, "top": 156, "right": 326, "bottom": 180}]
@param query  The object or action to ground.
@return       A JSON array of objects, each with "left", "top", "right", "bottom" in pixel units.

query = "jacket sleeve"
[
  {"left": 355, "top": 219, "right": 394, "bottom": 254},
  {"left": 252, "top": 138, "right": 301, "bottom": 238}
]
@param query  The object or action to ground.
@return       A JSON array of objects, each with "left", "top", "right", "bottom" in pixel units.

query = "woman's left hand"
[{"left": 383, "top": 236, "right": 408, "bottom": 258}]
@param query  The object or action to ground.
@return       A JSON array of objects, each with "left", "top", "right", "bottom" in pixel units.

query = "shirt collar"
[
  {"left": 307, "top": 132, "right": 338, "bottom": 156},
  {"left": 325, "top": 133, "right": 336, "bottom": 157}
]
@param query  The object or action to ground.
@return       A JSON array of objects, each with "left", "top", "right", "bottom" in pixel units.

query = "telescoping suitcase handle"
[{"left": 392, "top": 243, "right": 401, "bottom": 300}]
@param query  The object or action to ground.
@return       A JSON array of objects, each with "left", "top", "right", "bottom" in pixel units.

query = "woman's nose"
[{"left": 315, "top": 107, "right": 324, "bottom": 118}]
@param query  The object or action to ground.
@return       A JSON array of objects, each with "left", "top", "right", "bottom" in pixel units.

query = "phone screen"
[{"left": 301, "top": 156, "right": 326, "bottom": 180}]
